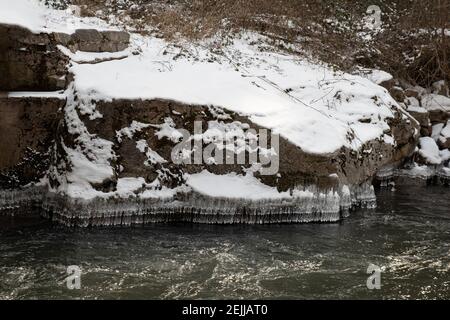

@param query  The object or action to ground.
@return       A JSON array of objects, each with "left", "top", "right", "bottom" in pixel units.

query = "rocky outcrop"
[
  {"left": 375, "top": 79, "right": 450, "bottom": 187},
  {"left": 0, "top": 96, "right": 64, "bottom": 188},
  {"left": 0, "top": 90, "right": 419, "bottom": 226},
  {"left": 0, "top": 25, "right": 69, "bottom": 91},
  {"left": 74, "top": 98, "right": 418, "bottom": 192},
  {"left": 0, "top": 24, "right": 130, "bottom": 91},
  {"left": 0, "top": 20, "right": 422, "bottom": 226}
]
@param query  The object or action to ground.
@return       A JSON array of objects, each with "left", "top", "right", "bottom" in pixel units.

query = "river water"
[{"left": 0, "top": 184, "right": 449, "bottom": 299}]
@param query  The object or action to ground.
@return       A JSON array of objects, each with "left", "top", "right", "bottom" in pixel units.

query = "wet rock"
[
  {"left": 437, "top": 121, "right": 450, "bottom": 149},
  {"left": 405, "top": 97, "right": 431, "bottom": 137},
  {"left": 0, "top": 94, "right": 419, "bottom": 225},
  {"left": 438, "top": 137, "right": 450, "bottom": 149},
  {"left": 415, "top": 137, "right": 442, "bottom": 165},
  {"left": 432, "top": 123, "right": 445, "bottom": 141}
]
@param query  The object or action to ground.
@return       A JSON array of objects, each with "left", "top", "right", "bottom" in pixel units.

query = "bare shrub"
[{"left": 48, "top": 0, "right": 449, "bottom": 86}]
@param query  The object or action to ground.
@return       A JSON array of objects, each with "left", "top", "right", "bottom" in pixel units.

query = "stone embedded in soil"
[
  {"left": 71, "top": 29, "right": 130, "bottom": 52},
  {"left": 389, "top": 86, "right": 406, "bottom": 103},
  {"left": 0, "top": 20, "right": 423, "bottom": 225}
]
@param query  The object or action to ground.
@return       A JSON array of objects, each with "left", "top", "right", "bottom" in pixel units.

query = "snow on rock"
[
  {"left": 405, "top": 97, "right": 427, "bottom": 113},
  {"left": 135, "top": 139, "right": 167, "bottom": 165},
  {"left": 57, "top": 45, "right": 130, "bottom": 64},
  {"left": 432, "top": 80, "right": 449, "bottom": 96},
  {"left": 396, "top": 163, "right": 436, "bottom": 179},
  {"left": 356, "top": 68, "right": 393, "bottom": 85},
  {"left": 7, "top": 91, "right": 66, "bottom": 99},
  {"left": 432, "top": 123, "right": 445, "bottom": 141},
  {"left": 0, "top": 1, "right": 421, "bottom": 217},
  {"left": 116, "top": 177, "right": 146, "bottom": 195},
  {"left": 116, "top": 120, "right": 150, "bottom": 143},
  {"left": 115, "top": 177, "right": 176, "bottom": 199},
  {"left": 0, "top": 0, "right": 46, "bottom": 33},
  {"left": 418, "top": 137, "right": 442, "bottom": 165},
  {"left": 0, "top": 0, "right": 118, "bottom": 34},
  {"left": 186, "top": 170, "right": 290, "bottom": 200},
  {"left": 2, "top": 2, "right": 405, "bottom": 156},
  {"left": 421, "top": 94, "right": 450, "bottom": 112},
  {"left": 70, "top": 33, "right": 399, "bottom": 155},
  {"left": 47, "top": 86, "right": 116, "bottom": 199}
]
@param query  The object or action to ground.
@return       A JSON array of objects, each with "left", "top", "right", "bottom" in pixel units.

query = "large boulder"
[
  {"left": 0, "top": 91, "right": 419, "bottom": 226},
  {"left": 389, "top": 86, "right": 406, "bottom": 103}
]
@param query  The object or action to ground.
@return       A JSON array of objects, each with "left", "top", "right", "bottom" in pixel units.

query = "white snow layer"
[
  {"left": 0, "top": 0, "right": 118, "bottom": 34},
  {"left": 186, "top": 170, "right": 291, "bottom": 200},
  {"left": 432, "top": 124, "right": 445, "bottom": 141},
  {"left": 3, "top": 1, "right": 418, "bottom": 201},
  {"left": 7, "top": 91, "right": 66, "bottom": 99},
  {"left": 421, "top": 94, "right": 450, "bottom": 112},
  {"left": 357, "top": 68, "right": 393, "bottom": 85},
  {"left": 2, "top": 2, "right": 402, "bottom": 155},
  {"left": 70, "top": 33, "right": 400, "bottom": 155},
  {"left": 418, "top": 137, "right": 442, "bottom": 165}
]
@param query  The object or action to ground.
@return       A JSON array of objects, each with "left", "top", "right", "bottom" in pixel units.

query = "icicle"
[{"left": 0, "top": 182, "right": 377, "bottom": 227}]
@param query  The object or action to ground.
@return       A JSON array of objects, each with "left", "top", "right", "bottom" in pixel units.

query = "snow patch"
[
  {"left": 0, "top": 0, "right": 119, "bottom": 34},
  {"left": 422, "top": 94, "right": 450, "bottom": 112},
  {"left": 418, "top": 137, "right": 441, "bottom": 165},
  {"left": 186, "top": 170, "right": 290, "bottom": 200},
  {"left": 116, "top": 120, "right": 150, "bottom": 143}
]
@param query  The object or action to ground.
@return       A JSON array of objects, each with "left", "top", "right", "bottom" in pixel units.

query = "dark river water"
[{"left": 0, "top": 185, "right": 449, "bottom": 300}]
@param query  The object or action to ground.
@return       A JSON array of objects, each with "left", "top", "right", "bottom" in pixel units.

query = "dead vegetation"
[{"left": 46, "top": 0, "right": 449, "bottom": 87}]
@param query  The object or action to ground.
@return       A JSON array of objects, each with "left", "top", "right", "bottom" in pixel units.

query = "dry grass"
[{"left": 52, "top": 0, "right": 449, "bottom": 86}]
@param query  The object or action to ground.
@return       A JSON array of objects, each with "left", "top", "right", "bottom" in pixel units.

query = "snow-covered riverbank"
[{"left": 2, "top": 0, "right": 447, "bottom": 226}]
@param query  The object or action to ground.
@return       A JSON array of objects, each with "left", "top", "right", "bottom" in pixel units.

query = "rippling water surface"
[{"left": 0, "top": 185, "right": 449, "bottom": 299}]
